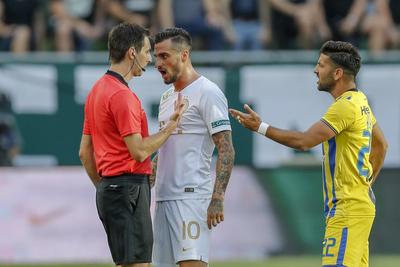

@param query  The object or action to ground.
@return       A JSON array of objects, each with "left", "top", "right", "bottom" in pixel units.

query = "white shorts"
[{"left": 153, "top": 199, "right": 211, "bottom": 267}]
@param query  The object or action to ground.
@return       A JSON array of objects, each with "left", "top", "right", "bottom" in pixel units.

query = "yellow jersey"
[{"left": 321, "top": 89, "right": 376, "bottom": 218}]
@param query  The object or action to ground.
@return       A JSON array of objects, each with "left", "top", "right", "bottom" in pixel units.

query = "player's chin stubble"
[
  {"left": 164, "top": 74, "right": 178, "bottom": 85},
  {"left": 318, "top": 84, "right": 330, "bottom": 92},
  {"left": 317, "top": 79, "right": 335, "bottom": 92}
]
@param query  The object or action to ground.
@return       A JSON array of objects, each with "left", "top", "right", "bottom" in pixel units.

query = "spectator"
[
  {"left": 0, "top": 91, "right": 21, "bottom": 166},
  {"left": 269, "top": 0, "right": 330, "bottom": 49},
  {"left": 322, "top": 0, "right": 368, "bottom": 46},
  {"left": 0, "top": 0, "right": 45, "bottom": 53},
  {"left": 105, "top": 0, "right": 157, "bottom": 32},
  {"left": 158, "top": 0, "right": 232, "bottom": 50},
  {"left": 388, "top": 0, "right": 400, "bottom": 47},
  {"left": 224, "top": 0, "right": 272, "bottom": 50},
  {"left": 361, "top": 0, "right": 400, "bottom": 55},
  {"left": 49, "top": 0, "right": 106, "bottom": 52}
]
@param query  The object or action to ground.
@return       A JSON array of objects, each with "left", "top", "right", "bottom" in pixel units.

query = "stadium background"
[
  {"left": 1, "top": 0, "right": 400, "bottom": 266},
  {"left": 1, "top": 51, "right": 399, "bottom": 266}
]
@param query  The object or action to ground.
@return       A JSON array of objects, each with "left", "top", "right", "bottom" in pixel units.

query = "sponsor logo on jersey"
[
  {"left": 211, "top": 119, "right": 230, "bottom": 128},
  {"left": 361, "top": 106, "right": 370, "bottom": 116}
]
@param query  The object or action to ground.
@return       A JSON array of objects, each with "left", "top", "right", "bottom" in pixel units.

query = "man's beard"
[
  {"left": 163, "top": 65, "right": 180, "bottom": 84},
  {"left": 164, "top": 73, "right": 178, "bottom": 84},
  {"left": 318, "top": 78, "right": 335, "bottom": 92}
]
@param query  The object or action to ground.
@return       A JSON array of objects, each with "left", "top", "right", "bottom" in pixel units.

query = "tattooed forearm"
[
  {"left": 149, "top": 154, "right": 158, "bottom": 188},
  {"left": 211, "top": 130, "right": 235, "bottom": 200}
]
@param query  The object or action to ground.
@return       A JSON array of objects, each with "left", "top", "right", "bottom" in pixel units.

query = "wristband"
[{"left": 257, "top": 122, "right": 269, "bottom": 136}]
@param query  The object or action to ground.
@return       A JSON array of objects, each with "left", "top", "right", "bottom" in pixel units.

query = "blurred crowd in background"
[
  {"left": 0, "top": 0, "right": 399, "bottom": 55},
  {"left": 0, "top": 0, "right": 400, "bottom": 166},
  {"left": 0, "top": 92, "right": 20, "bottom": 167}
]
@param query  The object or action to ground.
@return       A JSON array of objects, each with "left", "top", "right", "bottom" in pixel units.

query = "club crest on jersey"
[
  {"left": 161, "top": 88, "right": 174, "bottom": 103},
  {"left": 182, "top": 97, "right": 189, "bottom": 112}
]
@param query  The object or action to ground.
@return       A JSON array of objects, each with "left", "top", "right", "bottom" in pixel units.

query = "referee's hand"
[
  {"left": 207, "top": 198, "right": 224, "bottom": 229},
  {"left": 170, "top": 92, "right": 185, "bottom": 123}
]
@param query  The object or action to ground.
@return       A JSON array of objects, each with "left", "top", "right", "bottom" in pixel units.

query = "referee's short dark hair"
[
  {"left": 108, "top": 22, "right": 150, "bottom": 63},
  {"left": 320, "top": 40, "right": 361, "bottom": 78},
  {"left": 155, "top": 27, "right": 192, "bottom": 51}
]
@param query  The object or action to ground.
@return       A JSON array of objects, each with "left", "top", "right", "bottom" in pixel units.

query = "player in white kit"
[{"left": 151, "top": 28, "right": 235, "bottom": 267}]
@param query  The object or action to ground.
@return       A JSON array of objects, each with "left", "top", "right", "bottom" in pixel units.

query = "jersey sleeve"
[
  {"left": 109, "top": 90, "right": 142, "bottom": 137},
  {"left": 371, "top": 111, "right": 376, "bottom": 126},
  {"left": 200, "top": 86, "right": 231, "bottom": 135},
  {"left": 321, "top": 98, "right": 356, "bottom": 134}
]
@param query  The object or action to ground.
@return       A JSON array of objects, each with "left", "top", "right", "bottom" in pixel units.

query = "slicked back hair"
[
  {"left": 154, "top": 27, "right": 192, "bottom": 52},
  {"left": 320, "top": 40, "right": 361, "bottom": 78},
  {"left": 108, "top": 22, "right": 150, "bottom": 64}
]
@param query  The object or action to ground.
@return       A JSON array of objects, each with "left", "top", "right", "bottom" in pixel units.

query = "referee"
[{"left": 79, "top": 23, "right": 184, "bottom": 267}]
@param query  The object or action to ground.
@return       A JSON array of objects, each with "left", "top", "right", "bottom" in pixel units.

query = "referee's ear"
[{"left": 129, "top": 47, "right": 136, "bottom": 59}]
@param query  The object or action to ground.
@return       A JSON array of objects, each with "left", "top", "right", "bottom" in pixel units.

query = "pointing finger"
[
  {"left": 243, "top": 104, "right": 255, "bottom": 114},
  {"left": 175, "top": 92, "right": 183, "bottom": 109},
  {"left": 229, "top": 108, "right": 248, "bottom": 118}
]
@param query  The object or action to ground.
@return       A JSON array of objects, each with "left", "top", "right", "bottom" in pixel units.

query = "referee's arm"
[
  {"left": 79, "top": 134, "right": 102, "bottom": 186},
  {"left": 123, "top": 93, "right": 185, "bottom": 162}
]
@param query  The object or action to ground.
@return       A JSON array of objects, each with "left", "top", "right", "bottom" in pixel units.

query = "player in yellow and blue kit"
[
  {"left": 320, "top": 88, "right": 376, "bottom": 267},
  {"left": 230, "top": 40, "right": 388, "bottom": 267}
]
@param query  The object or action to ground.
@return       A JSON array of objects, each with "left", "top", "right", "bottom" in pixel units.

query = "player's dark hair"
[
  {"left": 154, "top": 27, "right": 192, "bottom": 51},
  {"left": 320, "top": 40, "right": 361, "bottom": 77},
  {"left": 108, "top": 22, "right": 150, "bottom": 63}
]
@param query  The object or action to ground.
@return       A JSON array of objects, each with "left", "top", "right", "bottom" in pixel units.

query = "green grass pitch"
[{"left": 1, "top": 255, "right": 400, "bottom": 267}]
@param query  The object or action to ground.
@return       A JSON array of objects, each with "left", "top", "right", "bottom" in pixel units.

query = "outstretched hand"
[
  {"left": 229, "top": 104, "right": 262, "bottom": 132},
  {"left": 170, "top": 93, "right": 185, "bottom": 123}
]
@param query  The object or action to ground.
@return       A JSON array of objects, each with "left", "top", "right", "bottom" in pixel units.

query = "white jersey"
[{"left": 155, "top": 76, "right": 231, "bottom": 201}]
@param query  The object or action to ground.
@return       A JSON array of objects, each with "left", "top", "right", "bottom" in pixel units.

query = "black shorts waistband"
[{"left": 101, "top": 173, "right": 149, "bottom": 183}]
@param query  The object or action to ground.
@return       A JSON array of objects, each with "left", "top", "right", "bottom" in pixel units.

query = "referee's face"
[
  {"left": 154, "top": 39, "right": 182, "bottom": 84},
  {"left": 133, "top": 36, "right": 152, "bottom": 76}
]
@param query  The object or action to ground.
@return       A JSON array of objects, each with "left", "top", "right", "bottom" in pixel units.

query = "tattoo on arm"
[
  {"left": 211, "top": 130, "right": 235, "bottom": 200},
  {"left": 149, "top": 154, "right": 158, "bottom": 188}
]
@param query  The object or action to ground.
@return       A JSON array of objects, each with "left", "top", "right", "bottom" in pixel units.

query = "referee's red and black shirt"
[{"left": 83, "top": 70, "right": 151, "bottom": 177}]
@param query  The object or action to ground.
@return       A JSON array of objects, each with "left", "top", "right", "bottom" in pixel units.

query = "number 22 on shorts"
[{"left": 323, "top": 237, "right": 336, "bottom": 257}]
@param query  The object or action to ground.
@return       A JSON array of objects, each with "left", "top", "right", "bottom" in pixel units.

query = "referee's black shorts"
[{"left": 96, "top": 174, "right": 153, "bottom": 265}]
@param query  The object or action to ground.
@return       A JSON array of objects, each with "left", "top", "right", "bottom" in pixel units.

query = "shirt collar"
[{"left": 106, "top": 70, "right": 129, "bottom": 87}]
